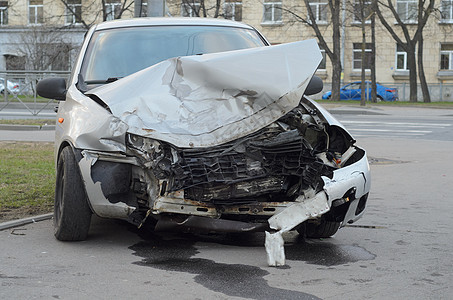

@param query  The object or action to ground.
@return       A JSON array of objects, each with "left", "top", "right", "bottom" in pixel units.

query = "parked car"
[
  {"left": 0, "top": 77, "right": 20, "bottom": 94},
  {"left": 37, "top": 18, "right": 370, "bottom": 263},
  {"left": 322, "top": 81, "right": 398, "bottom": 101}
]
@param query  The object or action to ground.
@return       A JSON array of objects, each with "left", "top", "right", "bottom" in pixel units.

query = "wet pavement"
[{"left": 127, "top": 230, "right": 375, "bottom": 299}]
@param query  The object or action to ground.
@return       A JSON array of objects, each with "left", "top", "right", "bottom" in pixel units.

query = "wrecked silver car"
[{"left": 37, "top": 18, "right": 370, "bottom": 265}]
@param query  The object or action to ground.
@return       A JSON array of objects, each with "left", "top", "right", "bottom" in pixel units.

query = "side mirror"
[
  {"left": 37, "top": 77, "right": 67, "bottom": 101},
  {"left": 305, "top": 76, "right": 323, "bottom": 96}
]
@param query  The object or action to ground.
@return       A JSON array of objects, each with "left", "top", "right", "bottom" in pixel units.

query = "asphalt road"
[
  {"left": 1, "top": 106, "right": 453, "bottom": 299},
  {"left": 0, "top": 102, "right": 57, "bottom": 120},
  {"left": 334, "top": 105, "right": 453, "bottom": 141}
]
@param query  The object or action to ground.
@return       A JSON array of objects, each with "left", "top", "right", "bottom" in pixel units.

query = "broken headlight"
[
  {"left": 127, "top": 133, "right": 163, "bottom": 157},
  {"left": 127, "top": 133, "right": 173, "bottom": 179}
]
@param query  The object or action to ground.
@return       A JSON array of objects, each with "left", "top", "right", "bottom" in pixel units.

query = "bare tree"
[
  {"left": 345, "top": 0, "right": 378, "bottom": 104},
  {"left": 56, "top": 0, "right": 134, "bottom": 30},
  {"left": 370, "top": 0, "right": 377, "bottom": 103},
  {"left": 354, "top": 0, "right": 368, "bottom": 106},
  {"left": 375, "top": 0, "right": 435, "bottom": 102},
  {"left": 284, "top": 0, "right": 343, "bottom": 101},
  {"left": 416, "top": 0, "right": 431, "bottom": 102},
  {"left": 15, "top": 26, "right": 76, "bottom": 71},
  {"left": 179, "top": 0, "right": 224, "bottom": 18}
]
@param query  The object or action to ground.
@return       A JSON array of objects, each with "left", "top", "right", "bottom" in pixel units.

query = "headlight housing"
[
  {"left": 127, "top": 133, "right": 163, "bottom": 157},
  {"left": 127, "top": 133, "right": 173, "bottom": 179}
]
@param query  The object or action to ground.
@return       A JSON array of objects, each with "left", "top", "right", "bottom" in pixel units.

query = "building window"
[
  {"left": 0, "top": 1, "right": 7, "bottom": 25},
  {"left": 308, "top": 0, "right": 327, "bottom": 23},
  {"left": 318, "top": 46, "right": 326, "bottom": 70},
  {"left": 396, "top": 0, "right": 417, "bottom": 23},
  {"left": 353, "top": 0, "right": 372, "bottom": 23},
  {"left": 224, "top": 0, "right": 242, "bottom": 21},
  {"left": 396, "top": 44, "right": 408, "bottom": 70},
  {"left": 440, "top": 44, "right": 453, "bottom": 70},
  {"left": 105, "top": 0, "right": 121, "bottom": 20},
  {"left": 181, "top": 1, "right": 200, "bottom": 17},
  {"left": 29, "top": 0, "right": 43, "bottom": 24},
  {"left": 353, "top": 43, "right": 372, "bottom": 70},
  {"left": 440, "top": 0, "right": 453, "bottom": 22},
  {"left": 65, "top": 0, "right": 82, "bottom": 25},
  {"left": 263, "top": 0, "right": 282, "bottom": 23}
]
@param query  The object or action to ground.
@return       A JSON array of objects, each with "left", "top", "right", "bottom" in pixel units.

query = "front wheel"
[{"left": 54, "top": 147, "right": 92, "bottom": 241}]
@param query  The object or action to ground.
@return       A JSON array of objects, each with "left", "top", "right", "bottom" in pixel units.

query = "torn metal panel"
[
  {"left": 265, "top": 231, "right": 285, "bottom": 267},
  {"left": 322, "top": 148, "right": 371, "bottom": 202},
  {"left": 265, "top": 191, "right": 330, "bottom": 267},
  {"left": 267, "top": 191, "right": 330, "bottom": 232},
  {"left": 78, "top": 151, "right": 135, "bottom": 218},
  {"left": 152, "top": 195, "right": 293, "bottom": 217},
  {"left": 154, "top": 215, "right": 269, "bottom": 233},
  {"left": 90, "top": 40, "right": 322, "bottom": 148},
  {"left": 152, "top": 196, "right": 219, "bottom": 217}
]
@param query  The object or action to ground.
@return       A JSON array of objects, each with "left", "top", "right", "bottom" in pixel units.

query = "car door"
[{"left": 342, "top": 82, "right": 361, "bottom": 100}]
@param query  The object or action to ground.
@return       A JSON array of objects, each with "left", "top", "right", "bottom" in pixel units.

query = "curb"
[{"left": 0, "top": 213, "right": 53, "bottom": 231}]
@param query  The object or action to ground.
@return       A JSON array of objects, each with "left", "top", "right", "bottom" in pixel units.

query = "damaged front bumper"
[{"left": 77, "top": 144, "right": 370, "bottom": 232}]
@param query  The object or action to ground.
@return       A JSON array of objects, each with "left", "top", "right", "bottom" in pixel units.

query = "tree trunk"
[
  {"left": 360, "top": 0, "right": 366, "bottom": 107},
  {"left": 417, "top": 29, "right": 431, "bottom": 102},
  {"left": 406, "top": 50, "right": 418, "bottom": 102},
  {"left": 370, "top": 1, "right": 377, "bottom": 103},
  {"left": 213, "top": 0, "right": 221, "bottom": 17},
  {"left": 418, "top": 38, "right": 430, "bottom": 102},
  {"left": 330, "top": 0, "right": 342, "bottom": 101}
]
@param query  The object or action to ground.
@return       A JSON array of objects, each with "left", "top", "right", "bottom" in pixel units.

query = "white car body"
[{"left": 38, "top": 18, "right": 370, "bottom": 265}]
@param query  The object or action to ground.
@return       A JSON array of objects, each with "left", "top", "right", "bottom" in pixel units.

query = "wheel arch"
[
  {"left": 56, "top": 140, "right": 79, "bottom": 165},
  {"left": 56, "top": 142, "right": 93, "bottom": 212}
]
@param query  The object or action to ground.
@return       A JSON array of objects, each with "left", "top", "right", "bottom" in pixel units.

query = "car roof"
[{"left": 94, "top": 17, "right": 255, "bottom": 31}]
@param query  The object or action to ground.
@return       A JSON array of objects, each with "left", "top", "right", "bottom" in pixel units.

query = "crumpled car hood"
[{"left": 89, "top": 39, "right": 322, "bottom": 148}]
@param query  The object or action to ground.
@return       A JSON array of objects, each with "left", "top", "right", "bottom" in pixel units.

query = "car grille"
[{"left": 169, "top": 128, "right": 330, "bottom": 202}]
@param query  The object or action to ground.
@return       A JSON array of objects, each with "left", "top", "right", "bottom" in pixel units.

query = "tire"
[
  {"left": 302, "top": 220, "right": 341, "bottom": 238},
  {"left": 377, "top": 96, "right": 383, "bottom": 102},
  {"left": 54, "top": 147, "right": 92, "bottom": 241}
]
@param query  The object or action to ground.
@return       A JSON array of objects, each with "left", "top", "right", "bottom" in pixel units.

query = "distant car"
[
  {"left": 0, "top": 78, "right": 20, "bottom": 95},
  {"left": 322, "top": 81, "right": 398, "bottom": 101}
]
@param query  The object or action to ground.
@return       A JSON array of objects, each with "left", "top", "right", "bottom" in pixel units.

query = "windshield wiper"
[
  {"left": 76, "top": 75, "right": 122, "bottom": 93},
  {"left": 85, "top": 77, "right": 123, "bottom": 84}
]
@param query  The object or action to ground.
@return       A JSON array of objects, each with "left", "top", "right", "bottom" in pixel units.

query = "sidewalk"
[
  {"left": 0, "top": 124, "right": 55, "bottom": 131},
  {"left": 321, "top": 103, "right": 387, "bottom": 115}
]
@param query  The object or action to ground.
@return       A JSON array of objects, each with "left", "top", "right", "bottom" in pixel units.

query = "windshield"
[{"left": 81, "top": 25, "right": 266, "bottom": 82}]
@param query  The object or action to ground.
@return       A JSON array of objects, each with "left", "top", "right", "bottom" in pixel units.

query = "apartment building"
[
  {"left": 1, "top": 0, "right": 452, "bottom": 99},
  {"left": 0, "top": 0, "right": 136, "bottom": 71}
]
